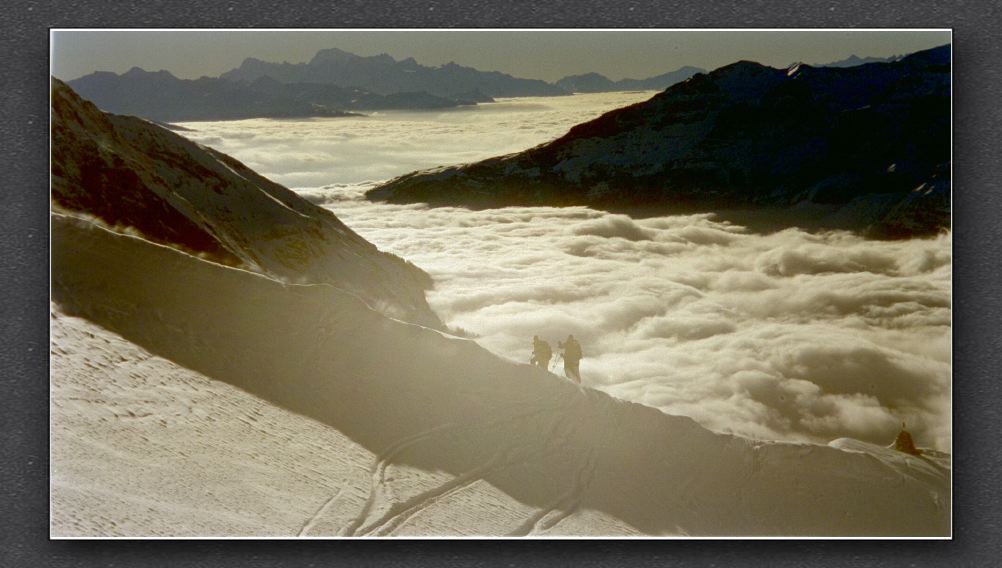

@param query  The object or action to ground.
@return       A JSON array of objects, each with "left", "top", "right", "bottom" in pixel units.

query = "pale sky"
[{"left": 51, "top": 29, "right": 950, "bottom": 83}]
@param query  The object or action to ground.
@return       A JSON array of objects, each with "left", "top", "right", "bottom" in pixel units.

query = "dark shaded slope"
[
  {"left": 51, "top": 82, "right": 241, "bottom": 266},
  {"left": 51, "top": 78, "right": 441, "bottom": 328},
  {"left": 370, "top": 46, "right": 950, "bottom": 238}
]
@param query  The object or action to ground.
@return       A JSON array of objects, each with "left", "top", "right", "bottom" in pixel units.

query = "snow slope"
[{"left": 51, "top": 214, "right": 950, "bottom": 537}]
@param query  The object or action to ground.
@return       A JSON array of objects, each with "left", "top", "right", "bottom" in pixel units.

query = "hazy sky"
[{"left": 51, "top": 29, "right": 950, "bottom": 83}]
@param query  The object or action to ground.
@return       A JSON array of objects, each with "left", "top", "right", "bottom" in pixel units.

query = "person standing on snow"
[
  {"left": 558, "top": 334, "right": 583, "bottom": 383},
  {"left": 530, "top": 335, "right": 552, "bottom": 369},
  {"left": 894, "top": 422, "right": 922, "bottom": 455}
]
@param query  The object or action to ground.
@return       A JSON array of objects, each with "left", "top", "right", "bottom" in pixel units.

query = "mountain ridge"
[
  {"left": 66, "top": 67, "right": 483, "bottom": 123},
  {"left": 368, "top": 45, "right": 950, "bottom": 239},
  {"left": 221, "top": 48, "right": 567, "bottom": 99},
  {"left": 51, "top": 78, "right": 442, "bottom": 328},
  {"left": 67, "top": 47, "right": 792, "bottom": 122}
]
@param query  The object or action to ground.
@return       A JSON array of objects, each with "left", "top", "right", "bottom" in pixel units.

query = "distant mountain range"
[
  {"left": 221, "top": 47, "right": 566, "bottom": 99},
  {"left": 65, "top": 47, "right": 713, "bottom": 122},
  {"left": 368, "top": 45, "right": 950, "bottom": 239},
  {"left": 815, "top": 53, "right": 904, "bottom": 68},
  {"left": 222, "top": 49, "right": 704, "bottom": 98},
  {"left": 67, "top": 67, "right": 486, "bottom": 122},
  {"left": 66, "top": 46, "right": 904, "bottom": 124}
]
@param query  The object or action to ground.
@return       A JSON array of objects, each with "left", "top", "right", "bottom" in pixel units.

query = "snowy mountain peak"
[{"left": 309, "top": 46, "right": 364, "bottom": 65}]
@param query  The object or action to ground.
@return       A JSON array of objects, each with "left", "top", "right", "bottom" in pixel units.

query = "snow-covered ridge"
[
  {"left": 51, "top": 214, "right": 950, "bottom": 536},
  {"left": 51, "top": 78, "right": 440, "bottom": 328}
]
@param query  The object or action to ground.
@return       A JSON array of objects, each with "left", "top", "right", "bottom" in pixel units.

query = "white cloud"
[
  {"left": 178, "top": 92, "right": 655, "bottom": 187},
  {"left": 572, "top": 215, "right": 655, "bottom": 241}
]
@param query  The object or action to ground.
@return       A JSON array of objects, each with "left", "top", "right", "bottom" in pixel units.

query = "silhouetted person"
[
  {"left": 894, "top": 422, "right": 922, "bottom": 455},
  {"left": 530, "top": 335, "right": 552, "bottom": 369},
  {"left": 558, "top": 334, "right": 583, "bottom": 383}
]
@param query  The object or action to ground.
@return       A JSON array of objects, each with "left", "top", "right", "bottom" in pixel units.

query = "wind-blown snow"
[
  {"left": 51, "top": 214, "right": 950, "bottom": 536},
  {"left": 180, "top": 93, "right": 951, "bottom": 452}
]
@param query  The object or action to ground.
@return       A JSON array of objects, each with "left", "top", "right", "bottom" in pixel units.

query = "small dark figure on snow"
[
  {"left": 530, "top": 335, "right": 552, "bottom": 369},
  {"left": 894, "top": 422, "right": 922, "bottom": 455},
  {"left": 558, "top": 334, "right": 583, "bottom": 383}
]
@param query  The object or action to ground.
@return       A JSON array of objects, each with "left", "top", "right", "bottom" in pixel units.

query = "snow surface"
[{"left": 51, "top": 214, "right": 950, "bottom": 536}]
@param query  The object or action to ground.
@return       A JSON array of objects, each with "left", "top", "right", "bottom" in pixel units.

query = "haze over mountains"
[
  {"left": 67, "top": 68, "right": 485, "bottom": 123},
  {"left": 221, "top": 47, "right": 565, "bottom": 98},
  {"left": 816, "top": 53, "right": 904, "bottom": 68},
  {"left": 555, "top": 66, "right": 705, "bottom": 94},
  {"left": 548, "top": 54, "right": 894, "bottom": 94},
  {"left": 64, "top": 46, "right": 913, "bottom": 124},
  {"left": 370, "top": 45, "right": 950, "bottom": 239},
  {"left": 66, "top": 47, "right": 710, "bottom": 122}
]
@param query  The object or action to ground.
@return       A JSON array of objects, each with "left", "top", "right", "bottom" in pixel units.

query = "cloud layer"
[
  {"left": 325, "top": 196, "right": 951, "bottom": 450},
  {"left": 180, "top": 93, "right": 952, "bottom": 451},
  {"left": 179, "top": 92, "right": 654, "bottom": 187}
]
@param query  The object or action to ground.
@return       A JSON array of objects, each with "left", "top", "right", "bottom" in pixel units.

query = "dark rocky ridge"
[
  {"left": 52, "top": 78, "right": 442, "bottom": 328},
  {"left": 368, "top": 45, "right": 950, "bottom": 239}
]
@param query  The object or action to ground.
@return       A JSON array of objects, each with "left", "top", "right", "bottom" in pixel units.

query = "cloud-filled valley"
[
  {"left": 179, "top": 92, "right": 653, "bottom": 187},
  {"left": 180, "top": 92, "right": 951, "bottom": 451}
]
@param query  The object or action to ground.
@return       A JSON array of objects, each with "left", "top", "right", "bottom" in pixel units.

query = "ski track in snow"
[
  {"left": 341, "top": 423, "right": 457, "bottom": 537},
  {"left": 507, "top": 396, "right": 602, "bottom": 536},
  {"left": 50, "top": 305, "right": 376, "bottom": 537},
  {"left": 343, "top": 404, "right": 569, "bottom": 536},
  {"left": 298, "top": 487, "right": 346, "bottom": 537},
  {"left": 358, "top": 447, "right": 511, "bottom": 537}
]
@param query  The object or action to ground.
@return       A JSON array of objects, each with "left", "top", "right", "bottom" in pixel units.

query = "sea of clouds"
[
  {"left": 180, "top": 92, "right": 952, "bottom": 451},
  {"left": 180, "top": 92, "right": 653, "bottom": 187}
]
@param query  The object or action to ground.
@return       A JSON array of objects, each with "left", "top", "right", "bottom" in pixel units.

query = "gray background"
[{"left": 3, "top": 0, "right": 999, "bottom": 565}]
